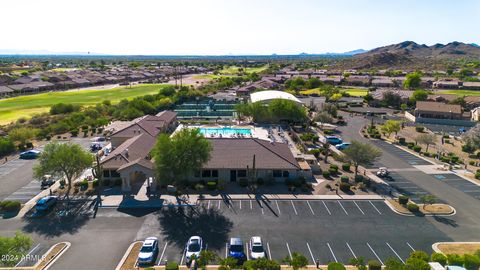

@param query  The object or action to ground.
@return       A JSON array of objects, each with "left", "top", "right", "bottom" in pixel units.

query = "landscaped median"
[
  {"left": 386, "top": 198, "right": 455, "bottom": 216},
  {"left": 433, "top": 242, "right": 480, "bottom": 256},
  {"left": 0, "top": 242, "right": 70, "bottom": 270},
  {"left": 116, "top": 241, "right": 364, "bottom": 270}
]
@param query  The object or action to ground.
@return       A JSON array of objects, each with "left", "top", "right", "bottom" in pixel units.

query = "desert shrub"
[
  {"left": 430, "top": 253, "right": 447, "bottom": 266},
  {"left": 328, "top": 262, "right": 346, "bottom": 270},
  {"left": 415, "top": 126, "right": 425, "bottom": 132},
  {"left": 322, "top": 170, "right": 331, "bottom": 178},
  {"left": 450, "top": 156, "right": 459, "bottom": 163},
  {"left": 413, "top": 145, "right": 422, "bottom": 152},
  {"left": 325, "top": 183, "right": 332, "bottom": 190},
  {"left": 0, "top": 200, "right": 21, "bottom": 212},
  {"left": 368, "top": 260, "right": 382, "bottom": 270},
  {"left": 195, "top": 183, "right": 204, "bottom": 191},
  {"left": 339, "top": 182, "right": 351, "bottom": 192},
  {"left": 340, "top": 176, "right": 349, "bottom": 183},
  {"left": 207, "top": 181, "right": 217, "bottom": 190},
  {"left": 407, "top": 203, "right": 419, "bottom": 212},
  {"left": 354, "top": 175, "right": 364, "bottom": 183},
  {"left": 410, "top": 251, "right": 429, "bottom": 262},
  {"left": 166, "top": 262, "right": 179, "bottom": 270},
  {"left": 329, "top": 168, "right": 338, "bottom": 175},
  {"left": 469, "top": 160, "right": 475, "bottom": 166},
  {"left": 398, "top": 195, "right": 409, "bottom": 205},
  {"left": 398, "top": 137, "right": 406, "bottom": 145},
  {"left": 464, "top": 254, "right": 480, "bottom": 270},
  {"left": 342, "top": 163, "right": 351, "bottom": 171},
  {"left": 444, "top": 139, "right": 450, "bottom": 144},
  {"left": 447, "top": 254, "right": 464, "bottom": 266}
]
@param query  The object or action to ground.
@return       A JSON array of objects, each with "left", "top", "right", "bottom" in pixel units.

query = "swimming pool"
[{"left": 199, "top": 127, "right": 252, "bottom": 136}]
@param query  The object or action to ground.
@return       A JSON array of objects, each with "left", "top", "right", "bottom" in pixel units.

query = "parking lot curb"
[
  {"left": 42, "top": 242, "right": 71, "bottom": 270},
  {"left": 385, "top": 200, "right": 456, "bottom": 217},
  {"left": 115, "top": 241, "right": 142, "bottom": 270},
  {"left": 384, "top": 200, "right": 414, "bottom": 216}
]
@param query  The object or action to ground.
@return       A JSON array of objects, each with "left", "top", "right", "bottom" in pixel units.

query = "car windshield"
[
  {"left": 37, "top": 200, "right": 46, "bottom": 205},
  {"left": 140, "top": 246, "right": 153, "bottom": 253},
  {"left": 230, "top": 245, "right": 243, "bottom": 252},
  {"left": 188, "top": 243, "right": 201, "bottom": 252},
  {"left": 252, "top": 245, "right": 263, "bottom": 253}
]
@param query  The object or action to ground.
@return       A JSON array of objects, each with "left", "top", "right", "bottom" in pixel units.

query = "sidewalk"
[{"left": 99, "top": 193, "right": 384, "bottom": 208}]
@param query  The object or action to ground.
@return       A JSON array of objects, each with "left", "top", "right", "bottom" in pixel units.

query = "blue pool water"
[{"left": 199, "top": 127, "right": 252, "bottom": 136}]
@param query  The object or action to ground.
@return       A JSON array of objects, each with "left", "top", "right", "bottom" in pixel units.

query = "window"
[
  {"left": 103, "top": 170, "right": 110, "bottom": 178},
  {"left": 237, "top": 170, "right": 247, "bottom": 177},
  {"left": 202, "top": 170, "right": 211, "bottom": 177},
  {"left": 212, "top": 170, "right": 218, "bottom": 178},
  {"left": 111, "top": 170, "right": 120, "bottom": 178},
  {"left": 283, "top": 171, "right": 290, "bottom": 177},
  {"left": 273, "top": 170, "right": 282, "bottom": 177}
]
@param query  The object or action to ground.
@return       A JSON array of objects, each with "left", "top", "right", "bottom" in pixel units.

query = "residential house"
[
  {"left": 462, "top": 82, "right": 480, "bottom": 90},
  {"left": 433, "top": 80, "right": 461, "bottom": 89},
  {"left": 190, "top": 138, "right": 308, "bottom": 183},
  {"left": 0, "top": 86, "right": 13, "bottom": 97},
  {"left": 371, "top": 77, "right": 395, "bottom": 88},
  {"left": 414, "top": 101, "right": 464, "bottom": 120}
]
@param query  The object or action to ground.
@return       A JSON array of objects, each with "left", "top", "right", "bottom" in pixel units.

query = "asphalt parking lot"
[
  {"left": 3, "top": 179, "right": 42, "bottom": 204},
  {"left": 432, "top": 174, "right": 480, "bottom": 200},
  {"left": 127, "top": 199, "right": 450, "bottom": 266},
  {"left": 385, "top": 172, "right": 437, "bottom": 203},
  {"left": 370, "top": 141, "right": 432, "bottom": 168}
]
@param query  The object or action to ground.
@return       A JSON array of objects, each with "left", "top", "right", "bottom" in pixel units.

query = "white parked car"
[
  {"left": 249, "top": 236, "right": 266, "bottom": 259},
  {"left": 137, "top": 237, "right": 158, "bottom": 265},
  {"left": 185, "top": 236, "right": 203, "bottom": 265}
]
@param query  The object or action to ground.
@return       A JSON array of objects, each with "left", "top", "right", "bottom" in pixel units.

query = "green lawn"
[
  {"left": 218, "top": 65, "right": 268, "bottom": 75},
  {"left": 438, "top": 90, "right": 480, "bottom": 96},
  {"left": 0, "top": 84, "right": 170, "bottom": 125},
  {"left": 341, "top": 88, "right": 368, "bottom": 97},
  {"left": 299, "top": 88, "right": 368, "bottom": 97}
]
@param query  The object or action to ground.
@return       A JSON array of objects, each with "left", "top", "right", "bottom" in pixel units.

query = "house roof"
[
  {"left": 416, "top": 101, "right": 462, "bottom": 114},
  {"left": 111, "top": 111, "right": 177, "bottom": 138},
  {"left": 203, "top": 138, "right": 300, "bottom": 170},
  {"left": 100, "top": 133, "right": 155, "bottom": 170},
  {"left": 0, "top": 86, "right": 13, "bottom": 94}
]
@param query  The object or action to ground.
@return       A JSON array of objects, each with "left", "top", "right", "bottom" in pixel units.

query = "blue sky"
[{"left": 1, "top": 0, "right": 479, "bottom": 55}]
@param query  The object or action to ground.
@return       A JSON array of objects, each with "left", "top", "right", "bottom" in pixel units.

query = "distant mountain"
[{"left": 338, "top": 41, "right": 480, "bottom": 69}]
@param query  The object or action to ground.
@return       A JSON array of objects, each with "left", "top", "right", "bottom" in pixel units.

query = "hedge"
[
  {"left": 398, "top": 195, "right": 409, "bottom": 205},
  {"left": 328, "top": 262, "right": 346, "bottom": 270},
  {"left": 368, "top": 260, "right": 382, "bottom": 270},
  {"left": 463, "top": 254, "right": 480, "bottom": 270},
  {"left": 407, "top": 203, "right": 419, "bottom": 212},
  {"left": 166, "top": 262, "right": 179, "bottom": 270},
  {"left": 0, "top": 200, "right": 21, "bottom": 212},
  {"left": 431, "top": 253, "right": 447, "bottom": 266},
  {"left": 447, "top": 254, "right": 464, "bottom": 266}
]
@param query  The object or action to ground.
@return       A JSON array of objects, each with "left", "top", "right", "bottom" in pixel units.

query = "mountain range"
[{"left": 338, "top": 41, "right": 480, "bottom": 70}]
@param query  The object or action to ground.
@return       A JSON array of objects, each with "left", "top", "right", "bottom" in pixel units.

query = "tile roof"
[
  {"left": 111, "top": 111, "right": 176, "bottom": 138},
  {"left": 101, "top": 133, "right": 155, "bottom": 170},
  {"left": 204, "top": 138, "right": 300, "bottom": 170},
  {"left": 416, "top": 101, "right": 462, "bottom": 114}
]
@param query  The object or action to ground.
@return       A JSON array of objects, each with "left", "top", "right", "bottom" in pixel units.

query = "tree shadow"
[
  {"left": 157, "top": 205, "right": 233, "bottom": 250},
  {"left": 433, "top": 216, "right": 459, "bottom": 227},
  {"left": 22, "top": 200, "right": 91, "bottom": 238}
]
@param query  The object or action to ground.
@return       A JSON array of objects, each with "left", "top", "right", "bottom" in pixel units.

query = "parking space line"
[
  {"left": 306, "top": 243, "right": 315, "bottom": 264},
  {"left": 386, "top": 242, "right": 405, "bottom": 263},
  {"left": 291, "top": 200, "right": 298, "bottom": 215},
  {"left": 323, "top": 201, "right": 332, "bottom": 215},
  {"left": 158, "top": 242, "right": 168, "bottom": 264},
  {"left": 353, "top": 201, "right": 365, "bottom": 215},
  {"left": 16, "top": 243, "right": 40, "bottom": 267},
  {"left": 406, "top": 242, "right": 415, "bottom": 251},
  {"left": 338, "top": 201, "right": 348, "bottom": 215},
  {"left": 250, "top": 200, "right": 253, "bottom": 210},
  {"left": 239, "top": 200, "right": 242, "bottom": 209},
  {"left": 346, "top": 242, "right": 357, "bottom": 259},
  {"left": 327, "top": 243, "right": 338, "bottom": 262},
  {"left": 276, "top": 200, "right": 281, "bottom": 215},
  {"left": 307, "top": 201, "right": 315, "bottom": 215},
  {"left": 225, "top": 242, "right": 228, "bottom": 258},
  {"left": 246, "top": 243, "right": 250, "bottom": 260},
  {"left": 218, "top": 200, "right": 221, "bottom": 210},
  {"left": 366, "top": 243, "right": 383, "bottom": 265},
  {"left": 180, "top": 248, "right": 186, "bottom": 265},
  {"left": 267, "top": 242, "right": 272, "bottom": 259},
  {"left": 369, "top": 201, "right": 382, "bottom": 214},
  {"left": 286, "top": 243, "right": 292, "bottom": 259},
  {"left": 207, "top": 200, "right": 211, "bottom": 209}
]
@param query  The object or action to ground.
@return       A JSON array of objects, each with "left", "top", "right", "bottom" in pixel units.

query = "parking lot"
[
  {"left": 385, "top": 172, "right": 437, "bottom": 203},
  {"left": 432, "top": 174, "right": 480, "bottom": 200},
  {"left": 370, "top": 141, "right": 432, "bottom": 168},
  {"left": 126, "top": 198, "right": 450, "bottom": 267}
]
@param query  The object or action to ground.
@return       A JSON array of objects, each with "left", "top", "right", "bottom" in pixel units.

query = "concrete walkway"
[{"left": 99, "top": 193, "right": 384, "bottom": 208}]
